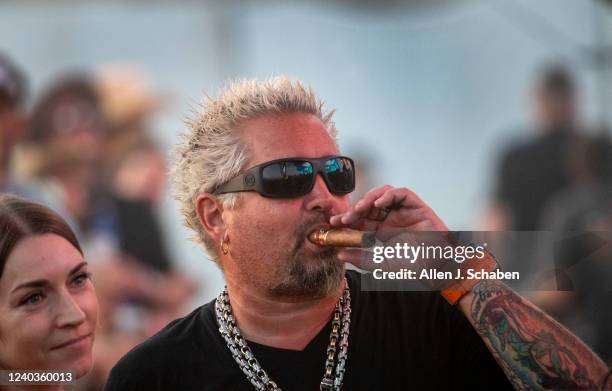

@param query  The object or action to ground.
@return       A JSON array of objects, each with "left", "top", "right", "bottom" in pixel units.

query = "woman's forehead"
[{"left": 1, "top": 234, "right": 84, "bottom": 290}]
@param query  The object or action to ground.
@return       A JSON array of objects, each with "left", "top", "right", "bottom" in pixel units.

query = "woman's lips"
[{"left": 50, "top": 333, "right": 92, "bottom": 351}]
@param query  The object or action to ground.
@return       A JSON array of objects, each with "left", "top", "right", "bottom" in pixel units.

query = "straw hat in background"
[{"left": 94, "top": 63, "right": 169, "bottom": 134}]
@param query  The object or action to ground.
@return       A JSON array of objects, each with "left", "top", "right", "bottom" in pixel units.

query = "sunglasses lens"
[
  {"left": 262, "top": 161, "right": 314, "bottom": 197},
  {"left": 325, "top": 157, "right": 355, "bottom": 194}
]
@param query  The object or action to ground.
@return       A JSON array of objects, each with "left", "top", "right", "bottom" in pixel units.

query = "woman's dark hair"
[{"left": 0, "top": 193, "right": 82, "bottom": 279}]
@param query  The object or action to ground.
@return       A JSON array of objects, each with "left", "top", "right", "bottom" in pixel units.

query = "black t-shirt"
[
  {"left": 104, "top": 271, "right": 513, "bottom": 390},
  {"left": 495, "top": 128, "right": 575, "bottom": 231},
  {"left": 89, "top": 192, "right": 173, "bottom": 273}
]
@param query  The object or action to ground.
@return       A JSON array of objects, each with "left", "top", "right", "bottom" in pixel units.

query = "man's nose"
[
  {"left": 55, "top": 292, "right": 87, "bottom": 328},
  {"left": 305, "top": 175, "right": 341, "bottom": 213}
]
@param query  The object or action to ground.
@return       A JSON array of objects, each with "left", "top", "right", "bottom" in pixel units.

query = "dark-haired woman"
[{"left": 0, "top": 193, "right": 98, "bottom": 389}]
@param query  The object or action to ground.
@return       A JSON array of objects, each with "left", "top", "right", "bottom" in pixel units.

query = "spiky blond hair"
[{"left": 171, "top": 76, "right": 338, "bottom": 261}]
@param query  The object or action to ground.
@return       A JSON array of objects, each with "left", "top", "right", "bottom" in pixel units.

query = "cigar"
[{"left": 308, "top": 228, "right": 375, "bottom": 248}]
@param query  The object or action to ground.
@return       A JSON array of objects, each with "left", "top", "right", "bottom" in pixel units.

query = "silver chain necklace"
[{"left": 215, "top": 281, "right": 351, "bottom": 391}]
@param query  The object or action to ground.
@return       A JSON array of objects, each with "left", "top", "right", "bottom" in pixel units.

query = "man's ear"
[{"left": 195, "top": 193, "right": 226, "bottom": 243}]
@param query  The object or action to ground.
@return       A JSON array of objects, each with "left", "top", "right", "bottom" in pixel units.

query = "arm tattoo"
[{"left": 469, "top": 281, "right": 607, "bottom": 390}]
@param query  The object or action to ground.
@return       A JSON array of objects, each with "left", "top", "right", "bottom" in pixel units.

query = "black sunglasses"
[{"left": 213, "top": 156, "right": 355, "bottom": 198}]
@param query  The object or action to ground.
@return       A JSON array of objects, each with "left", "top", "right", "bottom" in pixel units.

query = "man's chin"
[{"left": 270, "top": 251, "right": 344, "bottom": 298}]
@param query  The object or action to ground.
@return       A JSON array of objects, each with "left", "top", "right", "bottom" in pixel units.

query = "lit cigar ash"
[{"left": 308, "top": 228, "right": 375, "bottom": 248}]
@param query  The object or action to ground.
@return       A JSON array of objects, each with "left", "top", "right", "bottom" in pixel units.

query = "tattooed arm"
[
  {"left": 328, "top": 185, "right": 611, "bottom": 389},
  {"left": 457, "top": 281, "right": 610, "bottom": 390}
]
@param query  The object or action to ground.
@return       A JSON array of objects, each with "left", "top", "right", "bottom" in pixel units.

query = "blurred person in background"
[
  {"left": 535, "top": 134, "right": 612, "bottom": 364},
  {"left": 83, "top": 65, "right": 195, "bottom": 389},
  {"left": 23, "top": 74, "right": 105, "bottom": 229},
  {"left": 480, "top": 65, "right": 591, "bottom": 296},
  {"left": 95, "top": 64, "right": 164, "bottom": 155},
  {"left": 92, "top": 64, "right": 179, "bottom": 272},
  {"left": 485, "top": 65, "right": 583, "bottom": 233},
  {"left": 483, "top": 65, "right": 612, "bottom": 365},
  {"left": 0, "top": 54, "right": 35, "bottom": 198},
  {"left": 92, "top": 64, "right": 195, "bottom": 325},
  {"left": 0, "top": 194, "right": 98, "bottom": 389}
]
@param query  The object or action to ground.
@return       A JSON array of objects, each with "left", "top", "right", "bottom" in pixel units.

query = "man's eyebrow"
[{"left": 10, "top": 261, "right": 88, "bottom": 294}]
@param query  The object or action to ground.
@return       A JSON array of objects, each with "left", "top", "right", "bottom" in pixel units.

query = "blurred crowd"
[
  {"left": 482, "top": 65, "right": 612, "bottom": 364},
  {"left": 0, "top": 53, "right": 197, "bottom": 389}
]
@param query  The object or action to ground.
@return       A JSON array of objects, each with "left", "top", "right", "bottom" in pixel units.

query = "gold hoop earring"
[{"left": 221, "top": 238, "right": 229, "bottom": 255}]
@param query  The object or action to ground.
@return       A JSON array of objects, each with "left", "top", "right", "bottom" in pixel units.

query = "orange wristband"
[{"left": 440, "top": 250, "right": 498, "bottom": 305}]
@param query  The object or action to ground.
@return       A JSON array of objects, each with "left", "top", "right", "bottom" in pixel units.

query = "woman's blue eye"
[
  {"left": 72, "top": 272, "right": 91, "bottom": 286},
  {"left": 22, "top": 293, "right": 44, "bottom": 306}
]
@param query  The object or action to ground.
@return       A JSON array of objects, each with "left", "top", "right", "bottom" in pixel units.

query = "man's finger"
[
  {"left": 374, "top": 188, "right": 422, "bottom": 210},
  {"left": 330, "top": 185, "right": 396, "bottom": 227},
  {"left": 337, "top": 248, "right": 374, "bottom": 270},
  {"left": 356, "top": 185, "right": 394, "bottom": 209}
]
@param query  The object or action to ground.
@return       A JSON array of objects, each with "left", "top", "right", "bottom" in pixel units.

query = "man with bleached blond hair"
[{"left": 106, "top": 76, "right": 611, "bottom": 391}]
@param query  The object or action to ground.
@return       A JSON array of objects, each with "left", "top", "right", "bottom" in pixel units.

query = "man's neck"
[{"left": 225, "top": 277, "right": 345, "bottom": 351}]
